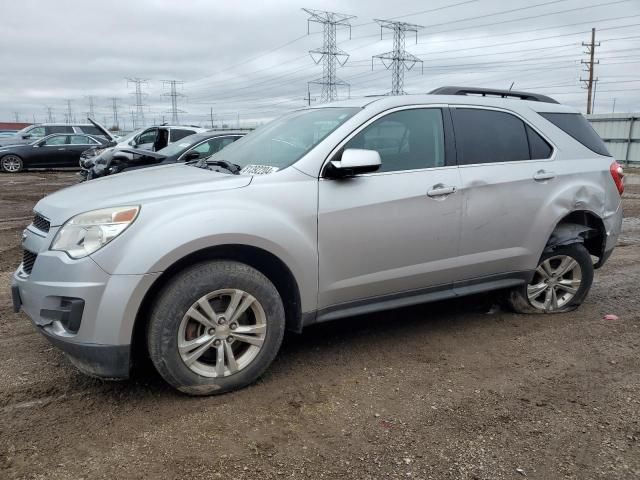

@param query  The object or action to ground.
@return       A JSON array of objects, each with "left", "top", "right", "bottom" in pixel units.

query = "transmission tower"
[
  {"left": 14, "top": 112, "right": 20, "bottom": 122},
  {"left": 65, "top": 100, "right": 74, "bottom": 124},
  {"left": 127, "top": 78, "right": 148, "bottom": 129},
  {"left": 85, "top": 95, "right": 96, "bottom": 119},
  {"left": 162, "top": 80, "right": 186, "bottom": 124},
  {"left": 580, "top": 27, "right": 599, "bottom": 114},
  {"left": 45, "top": 106, "right": 54, "bottom": 123},
  {"left": 111, "top": 97, "right": 120, "bottom": 130},
  {"left": 303, "top": 8, "right": 356, "bottom": 103},
  {"left": 372, "top": 19, "right": 424, "bottom": 95}
]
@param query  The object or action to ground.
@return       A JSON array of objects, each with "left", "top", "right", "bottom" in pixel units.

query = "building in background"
[{"left": 588, "top": 114, "right": 640, "bottom": 166}]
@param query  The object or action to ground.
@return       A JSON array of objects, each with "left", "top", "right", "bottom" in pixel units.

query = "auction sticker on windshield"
[{"left": 240, "top": 165, "right": 279, "bottom": 175}]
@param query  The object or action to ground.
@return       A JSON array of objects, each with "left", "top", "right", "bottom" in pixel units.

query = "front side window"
[
  {"left": 27, "top": 126, "right": 46, "bottom": 138},
  {"left": 344, "top": 108, "right": 445, "bottom": 172},
  {"left": 205, "top": 107, "right": 358, "bottom": 171},
  {"left": 453, "top": 109, "right": 531, "bottom": 165},
  {"left": 42, "top": 135, "right": 67, "bottom": 146},
  {"left": 134, "top": 128, "right": 157, "bottom": 145}
]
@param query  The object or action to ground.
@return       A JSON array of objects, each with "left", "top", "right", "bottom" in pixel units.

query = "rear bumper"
[{"left": 596, "top": 202, "right": 623, "bottom": 268}]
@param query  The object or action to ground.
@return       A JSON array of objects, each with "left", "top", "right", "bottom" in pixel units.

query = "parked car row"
[{"left": 0, "top": 119, "right": 243, "bottom": 174}]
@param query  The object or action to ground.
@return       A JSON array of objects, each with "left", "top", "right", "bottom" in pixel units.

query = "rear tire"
[
  {"left": 147, "top": 260, "right": 285, "bottom": 396},
  {"left": 507, "top": 243, "right": 593, "bottom": 314},
  {"left": 1, "top": 155, "right": 24, "bottom": 173}
]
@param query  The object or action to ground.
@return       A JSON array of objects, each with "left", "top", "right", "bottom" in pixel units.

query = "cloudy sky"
[{"left": 2, "top": 0, "right": 639, "bottom": 129}]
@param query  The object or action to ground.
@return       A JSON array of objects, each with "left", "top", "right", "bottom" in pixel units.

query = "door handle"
[
  {"left": 57, "top": 148, "right": 66, "bottom": 151},
  {"left": 427, "top": 184, "right": 457, "bottom": 197},
  {"left": 533, "top": 170, "right": 555, "bottom": 181}
]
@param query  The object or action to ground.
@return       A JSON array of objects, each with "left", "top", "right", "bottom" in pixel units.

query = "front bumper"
[{"left": 12, "top": 247, "right": 160, "bottom": 379}]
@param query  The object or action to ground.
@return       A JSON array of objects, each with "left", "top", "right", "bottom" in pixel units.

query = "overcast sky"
[{"left": 2, "top": 0, "right": 639, "bottom": 129}]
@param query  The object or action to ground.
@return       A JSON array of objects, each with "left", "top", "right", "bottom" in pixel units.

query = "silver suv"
[{"left": 11, "top": 87, "right": 624, "bottom": 395}]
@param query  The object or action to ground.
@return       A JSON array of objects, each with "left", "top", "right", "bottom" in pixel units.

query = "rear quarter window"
[
  {"left": 539, "top": 112, "right": 610, "bottom": 157},
  {"left": 78, "top": 125, "right": 103, "bottom": 136},
  {"left": 170, "top": 129, "right": 196, "bottom": 142}
]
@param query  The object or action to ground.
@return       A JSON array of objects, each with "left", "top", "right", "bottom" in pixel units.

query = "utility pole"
[
  {"left": 304, "top": 86, "right": 317, "bottom": 106},
  {"left": 612, "top": 98, "right": 617, "bottom": 113},
  {"left": 581, "top": 28, "right": 599, "bottom": 115},
  {"left": 372, "top": 19, "right": 424, "bottom": 95},
  {"left": 210, "top": 107, "right": 215, "bottom": 129},
  {"left": 85, "top": 95, "right": 96, "bottom": 119},
  {"left": 162, "top": 79, "right": 186, "bottom": 124},
  {"left": 65, "top": 100, "right": 73, "bottom": 124},
  {"left": 303, "top": 8, "right": 356, "bottom": 103},
  {"left": 111, "top": 97, "right": 120, "bottom": 130},
  {"left": 45, "top": 106, "right": 54, "bottom": 123},
  {"left": 127, "top": 78, "right": 148, "bottom": 129}
]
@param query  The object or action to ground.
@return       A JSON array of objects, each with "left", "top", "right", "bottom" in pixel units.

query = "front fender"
[{"left": 90, "top": 189, "right": 318, "bottom": 312}]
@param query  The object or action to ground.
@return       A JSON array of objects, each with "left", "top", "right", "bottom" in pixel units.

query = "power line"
[
  {"left": 126, "top": 78, "right": 148, "bottom": 129},
  {"left": 304, "top": 8, "right": 356, "bottom": 102},
  {"left": 162, "top": 80, "right": 186, "bottom": 124},
  {"left": 372, "top": 19, "right": 424, "bottom": 95},
  {"left": 111, "top": 97, "right": 120, "bottom": 130}
]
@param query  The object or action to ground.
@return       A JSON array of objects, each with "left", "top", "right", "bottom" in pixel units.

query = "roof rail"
[{"left": 429, "top": 86, "right": 559, "bottom": 104}]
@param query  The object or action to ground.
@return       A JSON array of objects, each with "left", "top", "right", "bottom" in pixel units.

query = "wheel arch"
[
  {"left": 545, "top": 210, "right": 607, "bottom": 267},
  {"left": 131, "top": 244, "right": 303, "bottom": 363}
]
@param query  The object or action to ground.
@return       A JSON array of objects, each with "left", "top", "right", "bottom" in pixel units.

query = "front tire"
[
  {"left": 507, "top": 243, "right": 593, "bottom": 314},
  {"left": 147, "top": 261, "right": 285, "bottom": 396},
  {"left": 1, "top": 155, "right": 24, "bottom": 173}
]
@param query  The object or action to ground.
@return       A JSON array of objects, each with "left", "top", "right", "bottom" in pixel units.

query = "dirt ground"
[{"left": 0, "top": 170, "right": 639, "bottom": 480}]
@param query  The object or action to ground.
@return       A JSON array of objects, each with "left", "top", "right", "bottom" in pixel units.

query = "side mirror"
[
  {"left": 326, "top": 148, "right": 381, "bottom": 178},
  {"left": 22, "top": 134, "right": 32, "bottom": 139},
  {"left": 184, "top": 151, "right": 200, "bottom": 161}
]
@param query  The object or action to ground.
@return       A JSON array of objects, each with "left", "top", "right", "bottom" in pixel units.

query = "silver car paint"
[{"left": 13, "top": 94, "right": 623, "bottom": 358}]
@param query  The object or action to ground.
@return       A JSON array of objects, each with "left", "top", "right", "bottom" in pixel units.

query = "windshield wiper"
[{"left": 192, "top": 158, "right": 242, "bottom": 175}]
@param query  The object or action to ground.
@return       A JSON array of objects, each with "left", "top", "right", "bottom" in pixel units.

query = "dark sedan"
[
  {"left": 0, "top": 133, "right": 113, "bottom": 173},
  {"left": 81, "top": 131, "right": 245, "bottom": 180}
]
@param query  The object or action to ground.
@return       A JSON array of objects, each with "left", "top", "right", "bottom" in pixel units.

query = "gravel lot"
[{"left": 1, "top": 170, "right": 639, "bottom": 480}]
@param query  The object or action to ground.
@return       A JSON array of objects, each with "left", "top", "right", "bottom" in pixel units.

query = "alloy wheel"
[
  {"left": 1, "top": 155, "right": 22, "bottom": 173},
  {"left": 527, "top": 254, "right": 582, "bottom": 311},
  {"left": 177, "top": 288, "right": 267, "bottom": 378}
]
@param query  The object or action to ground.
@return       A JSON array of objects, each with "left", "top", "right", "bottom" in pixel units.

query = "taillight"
[{"left": 609, "top": 161, "right": 624, "bottom": 195}]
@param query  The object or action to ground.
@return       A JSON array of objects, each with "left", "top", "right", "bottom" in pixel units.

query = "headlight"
[{"left": 51, "top": 206, "right": 140, "bottom": 259}]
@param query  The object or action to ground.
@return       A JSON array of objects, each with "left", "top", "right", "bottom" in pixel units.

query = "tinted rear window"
[
  {"left": 453, "top": 109, "right": 530, "bottom": 164},
  {"left": 170, "top": 129, "right": 195, "bottom": 142},
  {"left": 48, "top": 125, "right": 74, "bottom": 134},
  {"left": 539, "top": 112, "right": 610, "bottom": 156},
  {"left": 78, "top": 125, "right": 103, "bottom": 135}
]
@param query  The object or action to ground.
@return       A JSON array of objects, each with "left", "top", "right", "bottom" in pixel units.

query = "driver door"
[
  {"left": 32, "top": 135, "right": 69, "bottom": 167},
  {"left": 317, "top": 107, "right": 462, "bottom": 310}
]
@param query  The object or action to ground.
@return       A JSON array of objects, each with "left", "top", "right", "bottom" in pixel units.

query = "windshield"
[
  {"left": 205, "top": 107, "right": 359, "bottom": 171},
  {"left": 156, "top": 134, "right": 201, "bottom": 157},
  {"left": 14, "top": 125, "right": 35, "bottom": 136}
]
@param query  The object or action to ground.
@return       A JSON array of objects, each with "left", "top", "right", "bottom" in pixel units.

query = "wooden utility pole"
[{"left": 581, "top": 28, "right": 599, "bottom": 115}]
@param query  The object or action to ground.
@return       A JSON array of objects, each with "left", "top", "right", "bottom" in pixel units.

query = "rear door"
[
  {"left": 318, "top": 106, "right": 462, "bottom": 309},
  {"left": 451, "top": 106, "right": 556, "bottom": 283}
]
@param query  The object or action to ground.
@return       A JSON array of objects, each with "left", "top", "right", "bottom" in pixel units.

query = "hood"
[
  {"left": 88, "top": 117, "right": 116, "bottom": 141},
  {"left": 35, "top": 163, "right": 251, "bottom": 226}
]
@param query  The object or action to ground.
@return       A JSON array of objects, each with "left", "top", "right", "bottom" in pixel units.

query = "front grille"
[
  {"left": 22, "top": 250, "right": 37, "bottom": 275},
  {"left": 32, "top": 213, "right": 50, "bottom": 233}
]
